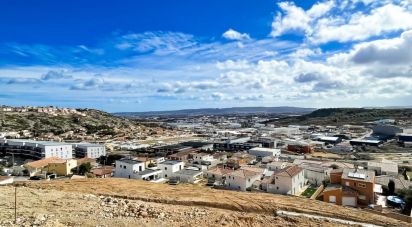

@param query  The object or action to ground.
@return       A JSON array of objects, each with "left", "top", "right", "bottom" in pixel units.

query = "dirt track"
[{"left": 8, "top": 178, "right": 408, "bottom": 226}]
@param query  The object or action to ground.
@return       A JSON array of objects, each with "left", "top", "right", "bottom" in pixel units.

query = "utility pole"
[{"left": 14, "top": 186, "right": 17, "bottom": 224}]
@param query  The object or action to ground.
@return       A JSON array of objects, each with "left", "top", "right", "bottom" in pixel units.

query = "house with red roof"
[{"left": 266, "top": 165, "right": 305, "bottom": 195}]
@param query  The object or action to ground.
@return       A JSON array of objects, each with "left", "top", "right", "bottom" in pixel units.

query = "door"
[
  {"left": 329, "top": 195, "right": 336, "bottom": 203},
  {"left": 342, "top": 197, "right": 356, "bottom": 207}
]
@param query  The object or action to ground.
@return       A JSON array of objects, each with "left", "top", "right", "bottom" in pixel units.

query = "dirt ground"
[
  {"left": 3, "top": 178, "right": 408, "bottom": 226},
  {"left": 1, "top": 186, "right": 349, "bottom": 227}
]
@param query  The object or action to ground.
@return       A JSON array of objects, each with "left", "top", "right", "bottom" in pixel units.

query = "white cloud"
[
  {"left": 271, "top": 1, "right": 412, "bottom": 44},
  {"left": 312, "top": 4, "right": 412, "bottom": 44},
  {"left": 222, "top": 29, "right": 251, "bottom": 41},
  {"left": 271, "top": 1, "right": 334, "bottom": 37}
]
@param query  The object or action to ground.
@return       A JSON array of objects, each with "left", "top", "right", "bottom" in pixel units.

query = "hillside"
[
  {"left": 3, "top": 178, "right": 406, "bottom": 226},
  {"left": 115, "top": 106, "right": 316, "bottom": 117},
  {"left": 0, "top": 108, "right": 166, "bottom": 141},
  {"left": 267, "top": 108, "right": 412, "bottom": 126}
]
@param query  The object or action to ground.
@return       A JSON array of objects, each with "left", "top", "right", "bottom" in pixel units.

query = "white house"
[
  {"left": 226, "top": 168, "right": 263, "bottom": 191},
  {"left": 157, "top": 160, "right": 184, "bottom": 179},
  {"left": 192, "top": 153, "right": 215, "bottom": 163},
  {"left": 114, "top": 159, "right": 161, "bottom": 181},
  {"left": 173, "top": 167, "right": 203, "bottom": 183},
  {"left": 266, "top": 166, "right": 305, "bottom": 195},
  {"left": 205, "top": 167, "right": 234, "bottom": 183},
  {"left": 266, "top": 161, "right": 288, "bottom": 171},
  {"left": 248, "top": 147, "right": 281, "bottom": 159}
]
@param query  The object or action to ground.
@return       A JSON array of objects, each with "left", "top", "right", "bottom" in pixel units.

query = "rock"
[{"left": 140, "top": 211, "right": 148, "bottom": 218}]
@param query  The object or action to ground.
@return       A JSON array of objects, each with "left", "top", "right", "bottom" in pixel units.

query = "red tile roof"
[{"left": 274, "top": 166, "right": 303, "bottom": 178}]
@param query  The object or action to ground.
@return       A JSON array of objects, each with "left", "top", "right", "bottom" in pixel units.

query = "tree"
[
  {"left": 388, "top": 180, "right": 396, "bottom": 195},
  {"left": 397, "top": 189, "right": 412, "bottom": 215},
  {"left": 72, "top": 163, "right": 92, "bottom": 175},
  {"left": 148, "top": 163, "right": 156, "bottom": 168}
]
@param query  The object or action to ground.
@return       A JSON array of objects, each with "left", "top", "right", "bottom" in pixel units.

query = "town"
[{"left": 1, "top": 106, "right": 412, "bottom": 224}]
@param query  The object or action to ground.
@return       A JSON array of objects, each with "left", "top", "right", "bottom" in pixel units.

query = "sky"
[{"left": 1, "top": 0, "right": 412, "bottom": 112}]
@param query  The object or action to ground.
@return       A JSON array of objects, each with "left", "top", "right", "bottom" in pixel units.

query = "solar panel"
[{"left": 348, "top": 172, "right": 366, "bottom": 179}]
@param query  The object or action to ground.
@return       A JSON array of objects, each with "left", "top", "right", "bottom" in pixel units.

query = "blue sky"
[{"left": 1, "top": 0, "right": 412, "bottom": 111}]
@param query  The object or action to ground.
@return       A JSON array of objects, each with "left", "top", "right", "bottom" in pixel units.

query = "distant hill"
[
  {"left": 0, "top": 108, "right": 153, "bottom": 141},
  {"left": 266, "top": 108, "right": 412, "bottom": 126},
  {"left": 115, "top": 106, "right": 316, "bottom": 117}
]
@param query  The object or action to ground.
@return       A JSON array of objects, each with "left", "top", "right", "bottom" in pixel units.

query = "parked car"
[
  {"left": 29, "top": 176, "right": 41, "bottom": 180},
  {"left": 206, "top": 179, "right": 215, "bottom": 187},
  {"left": 168, "top": 177, "right": 180, "bottom": 185}
]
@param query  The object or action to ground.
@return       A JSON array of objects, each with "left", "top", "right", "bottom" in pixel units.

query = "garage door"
[
  {"left": 329, "top": 195, "right": 336, "bottom": 203},
  {"left": 342, "top": 197, "right": 356, "bottom": 207}
]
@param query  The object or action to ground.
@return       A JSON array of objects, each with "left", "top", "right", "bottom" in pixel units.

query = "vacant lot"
[{"left": 13, "top": 178, "right": 408, "bottom": 226}]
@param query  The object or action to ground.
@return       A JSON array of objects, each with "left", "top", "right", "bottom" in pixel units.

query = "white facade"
[
  {"left": 248, "top": 147, "right": 280, "bottom": 158},
  {"left": 267, "top": 167, "right": 305, "bottom": 195},
  {"left": 74, "top": 143, "right": 106, "bottom": 159},
  {"left": 266, "top": 161, "right": 287, "bottom": 171},
  {"left": 157, "top": 160, "right": 184, "bottom": 178},
  {"left": 114, "top": 159, "right": 145, "bottom": 179},
  {"left": 193, "top": 153, "right": 215, "bottom": 163},
  {"left": 0, "top": 139, "right": 73, "bottom": 160},
  {"left": 226, "top": 170, "right": 262, "bottom": 191}
]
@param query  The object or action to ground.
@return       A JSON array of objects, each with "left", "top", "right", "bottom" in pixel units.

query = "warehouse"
[{"left": 248, "top": 147, "right": 281, "bottom": 159}]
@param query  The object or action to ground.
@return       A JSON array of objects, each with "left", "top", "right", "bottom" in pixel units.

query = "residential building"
[
  {"left": 192, "top": 153, "right": 215, "bottom": 163},
  {"left": 47, "top": 159, "right": 78, "bottom": 176},
  {"left": 329, "top": 168, "right": 375, "bottom": 206},
  {"left": 322, "top": 184, "right": 359, "bottom": 207},
  {"left": 157, "top": 160, "right": 184, "bottom": 178},
  {"left": 205, "top": 166, "right": 234, "bottom": 183},
  {"left": 173, "top": 168, "right": 203, "bottom": 183},
  {"left": 74, "top": 143, "right": 106, "bottom": 159},
  {"left": 266, "top": 166, "right": 305, "bottom": 195},
  {"left": 226, "top": 168, "right": 263, "bottom": 191},
  {"left": 266, "top": 161, "right": 287, "bottom": 171},
  {"left": 0, "top": 139, "right": 73, "bottom": 160},
  {"left": 168, "top": 149, "right": 195, "bottom": 161},
  {"left": 91, "top": 166, "right": 113, "bottom": 178},
  {"left": 114, "top": 158, "right": 162, "bottom": 181},
  {"left": 24, "top": 157, "right": 63, "bottom": 176}
]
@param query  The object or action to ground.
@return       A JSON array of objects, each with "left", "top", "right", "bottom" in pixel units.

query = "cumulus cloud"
[
  {"left": 350, "top": 30, "right": 412, "bottom": 64},
  {"left": 271, "top": 1, "right": 412, "bottom": 44},
  {"left": 222, "top": 29, "right": 251, "bottom": 41}
]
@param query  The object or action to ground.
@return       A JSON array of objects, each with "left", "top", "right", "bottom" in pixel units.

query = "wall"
[
  {"left": 114, "top": 161, "right": 145, "bottom": 179},
  {"left": 341, "top": 179, "right": 374, "bottom": 205}
]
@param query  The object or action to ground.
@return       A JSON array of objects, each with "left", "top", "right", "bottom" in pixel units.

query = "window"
[
  {"left": 123, "top": 166, "right": 126, "bottom": 169},
  {"left": 276, "top": 187, "right": 279, "bottom": 190},
  {"left": 358, "top": 195, "right": 366, "bottom": 200},
  {"left": 358, "top": 183, "right": 366, "bottom": 188},
  {"left": 165, "top": 174, "right": 167, "bottom": 178},
  {"left": 165, "top": 167, "right": 167, "bottom": 170}
]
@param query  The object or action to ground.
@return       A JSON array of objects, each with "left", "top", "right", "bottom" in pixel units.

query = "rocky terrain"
[
  {"left": 0, "top": 107, "right": 175, "bottom": 142},
  {"left": 1, "top": 178, "right": 407, "bottom": 226},
  {"left": 267, "top": 108, "right": 412, "bottom": 126},
  {"left": 1, "top": 186, "right": 351, "bottom": 227}
]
